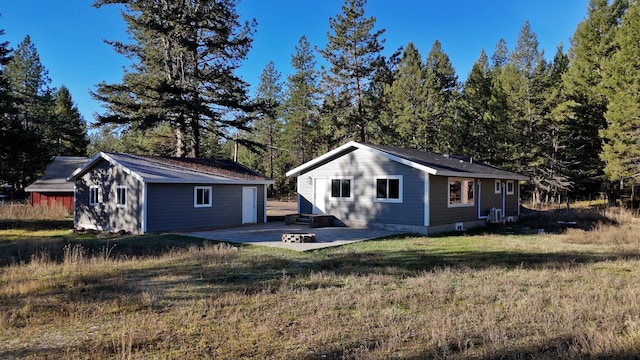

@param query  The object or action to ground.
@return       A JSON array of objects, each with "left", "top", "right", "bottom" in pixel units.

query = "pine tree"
[
  {"left": 3, "top": 35, "right": 50, "bottom": 186},
  {"left": 51, "top": 86, "right": 89, "bottom": 156},
  {"left": 495, "top": 21, "right": 545, "bottom": 172},
  {"left": 253, "top": 61, "right": 283, "bottom": 193},
  {"left": 423, "top": 40, "right": 458, "bottom": 153},
  {"left": 453, "top": 50, "right": 495, "bottom": 160},
  {"left": 4, "top": 35, "right": 51, "bottom": 131},
  {"left": 0, "top": 27, "right": 20, "bottom": 187},
  {"left": 600, "top": 1, "right": 640, "bottom": 185},
  {"left": 381, "top": 42, "right": 428, "bottom": 148},
  {"left": 538, "top": 44, "right": 573, "bottom": 204},
  {"left": 93, "top": 0, "right": 257, "bottom": 158},
  {"left": 319, "top": 0, "right": 385, "bottom": 143},
  {"left": 282, "top": 36, "right": 320, "bottom": 167},
  {"left": 558, "top": 0, "right": 629, "bottom": 198}
]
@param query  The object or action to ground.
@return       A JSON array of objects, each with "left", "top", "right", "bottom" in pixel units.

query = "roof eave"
[
  {"left": 143, "top": 178, "right": 274, "bottom": 185},
  {"left": 435, "top": 171, "right": 529, "bottom": 181},
  {"left": 285, "top": 141, "right": 440, "bottom": 177}
]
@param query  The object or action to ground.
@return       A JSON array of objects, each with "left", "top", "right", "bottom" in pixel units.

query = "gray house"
[
  {"left": 286, "top": 142, "right": 529, "bottom": 234},
  {"left": 67, "top": 152, "right": 273, "bottom": 234}
]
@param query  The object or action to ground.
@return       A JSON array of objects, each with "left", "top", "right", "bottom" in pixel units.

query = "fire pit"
[{"left": 281, "top": 233, "right": 316, "bottom": 243}]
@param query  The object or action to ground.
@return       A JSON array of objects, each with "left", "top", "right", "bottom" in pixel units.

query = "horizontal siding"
[
  {"left": 429, "top": 176, "right": 477, "bottom": 226},
  {"left": 75, "top": 159, "right": 143, "bottom": 233},
  {"left": 480, "top": 179, "right": 503, "bottom": 217},
  {"left": 146, "top": 184, "right": 265, "bottom": 232},
  {"left": 297, "top": 148, "right": 424, "bottom": 226},
  {"left": 505, "top": 182, "right": 519, "bottom": 216}
]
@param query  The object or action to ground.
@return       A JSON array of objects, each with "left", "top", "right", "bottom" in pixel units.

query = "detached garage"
[{"left": 67, "top": 152, "right": 273, "bottom": 234}]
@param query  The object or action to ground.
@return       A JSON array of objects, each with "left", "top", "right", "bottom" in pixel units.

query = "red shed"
[{"left": 25, "top": 156, "right": 89, "bottom": 212}]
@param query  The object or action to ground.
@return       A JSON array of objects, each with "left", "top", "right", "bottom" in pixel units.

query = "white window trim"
[
  {"left": 448, "top": 177, "right": 475, "bottom": 208},
  {"left": 194, "top": 186, "right": 212, "bottom": 208},
  {"left": 116, "top": 185, "right": 127, "bottom": 208},
  {"left": 329, "top": 176, "right": 354, "bottom": 201},
  {"left": 494, "top": 179, "right": 501, "bottom": 194},
  {"left": 89, "top": 185, "right": 100, "bottom": 206},
  {"left": 506, "top": 180, "right": 515, "bottom": 195},
  {"left": 374, "top": 175, "right": 403, "bottom": 203}
]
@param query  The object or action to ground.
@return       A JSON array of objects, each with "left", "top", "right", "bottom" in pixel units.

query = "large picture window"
[
  {"left": 449, "top": 178, "right": 474, "bottom": 207},
  {"left": 330, "top": 177, "right": 352, "bottom": 200},
  {"left": 89, "top": 186, "right": 100, "bottom": 205},
  {"left": 375, "top": 176, "right": 402, "bottom": 203},
  {"left": 194, "top": 186, "right": 212, "bottom": 208}
]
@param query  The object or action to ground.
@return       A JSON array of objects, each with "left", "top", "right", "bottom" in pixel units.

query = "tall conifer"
[{"left": 319, "top": 0, "right": 385, "bottom": 143}]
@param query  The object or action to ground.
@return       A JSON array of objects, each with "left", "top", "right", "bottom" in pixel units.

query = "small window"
[
  {"left": 506, "top": 181, "right": 515, "bottom": 195},
  {"left": 449, "top": 178, "right": 474, "bottom": 207},
  {"left": 89, "top": 186, "right": 100, "bottom": 205},
  {"left": 116, "top": 186, "right": 126, "bottom": 207},
  {"left": 330, "top": 177, "right": 352, "bottom": 200},
  {"left": 194, "top": 186, "right": 212, "bottom": 208},
  {"left": 375, "top": 176, "right": 403, "bottom": 203},
  {"left": 495, "top": 179, "right": 501, "bottom": 194}
]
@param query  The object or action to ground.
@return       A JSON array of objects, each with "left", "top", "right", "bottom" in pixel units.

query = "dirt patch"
[{"left": 267, "top": 200, "right": 297, "bottom": 216}]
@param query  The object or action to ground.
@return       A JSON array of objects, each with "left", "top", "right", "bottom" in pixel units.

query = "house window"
[
  {"left": 89, "top": 186, "right": 100, "bottom": 205},
  {"left": 506, "top": 181, "right": 515, "bottom": 195},
  {"left": 116, "top": 186, "right": 126, "bottom": 207},
  {"left": 449, "top": 178, "right": 474, "bottom": 207},
  {"left": 330, "top": 177, "right": 352, "bottom": 200},
  {"left": 375, "top": 176, "right": 402, "bottom": 203},
  {"left": 495, "top": 179, "right": 502, "bottom": 194},
  {"left": 194, "top": 186, "right": 212, "bottom": 208}
]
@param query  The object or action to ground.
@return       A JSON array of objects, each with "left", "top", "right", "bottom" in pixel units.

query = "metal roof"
[
  {"left": 68, "top": 152, "right": 273, "bottom": 185},
  {"left": 25, "top": 156, "right": 89, "bottom": 193}
]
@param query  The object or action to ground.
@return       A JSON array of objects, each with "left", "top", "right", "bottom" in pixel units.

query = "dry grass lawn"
[{"left": 1, "top": 204, "right": 640, "bottom": 359}]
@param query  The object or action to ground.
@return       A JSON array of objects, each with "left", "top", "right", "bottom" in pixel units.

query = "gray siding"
[
  {"left": 297, "top": 148, "right": 425, "bottom": 227},
  {"left": 480, "top": 179, "right": 503, "bottom": 216},
  {"left": 146, "top": 183, "right": 265, "bottom": 232},
  {"left": 505, "top": 181, "right": 519, "bottom": 216},
  {"left": 429, "top": 176, "right": 477, "bottom": 226},
  {"left": 75, "top": 159, "right": 143, "bottom": 233},
  {"left": 478, "top": 179, "right": 519, "bottom": 217}
]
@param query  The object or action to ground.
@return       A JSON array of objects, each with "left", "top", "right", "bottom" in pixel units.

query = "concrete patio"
[{"left": 179, "top": 221, "right": 404, "bottom": 251}]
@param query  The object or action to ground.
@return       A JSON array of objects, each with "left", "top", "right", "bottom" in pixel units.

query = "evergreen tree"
[
  {"left": 600, "top": 2, "right": 640, "bottom": 185},
  {"left": 0, "top": 27, "right": 21, "bottom": 187},
  {"left": 537, "top": 44, "right": 573, "bottom": 204},
  {"left": 282, "top": 36, "right": 320, "bottom": 167},
  {"left": 423, "top": 40, "right": 458, "bottom": 153},
  {"left": 93, "top": 0, "right": 256, "bottom": 158},
  {"left": 381, "top": 42, "right": 428, "bottom": 148},
  {"left": 51, "top": 85, "right": 89, "bottom": 156},
  {"left": 253, "top": 61, "right": 283, "bottom": 193},
  {"left": 495, "top": 21, "right": 545, "bottom": 171},
  {"left": 319, "top": 0, "right": 385, "bottom": 143},
  {"left": 453, "top": 50, "right": 495, "bottom": 160},
  {"left": 3, "top": 35, "right": 50, "bottom": 186},
  {"left": 558, "top": 0, "right": 629, "bottom": 198}
]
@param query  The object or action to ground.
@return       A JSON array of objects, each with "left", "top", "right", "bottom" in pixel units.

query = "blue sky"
[{"left": 1, "top": 1, "right": 588, "bottom": 126}]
